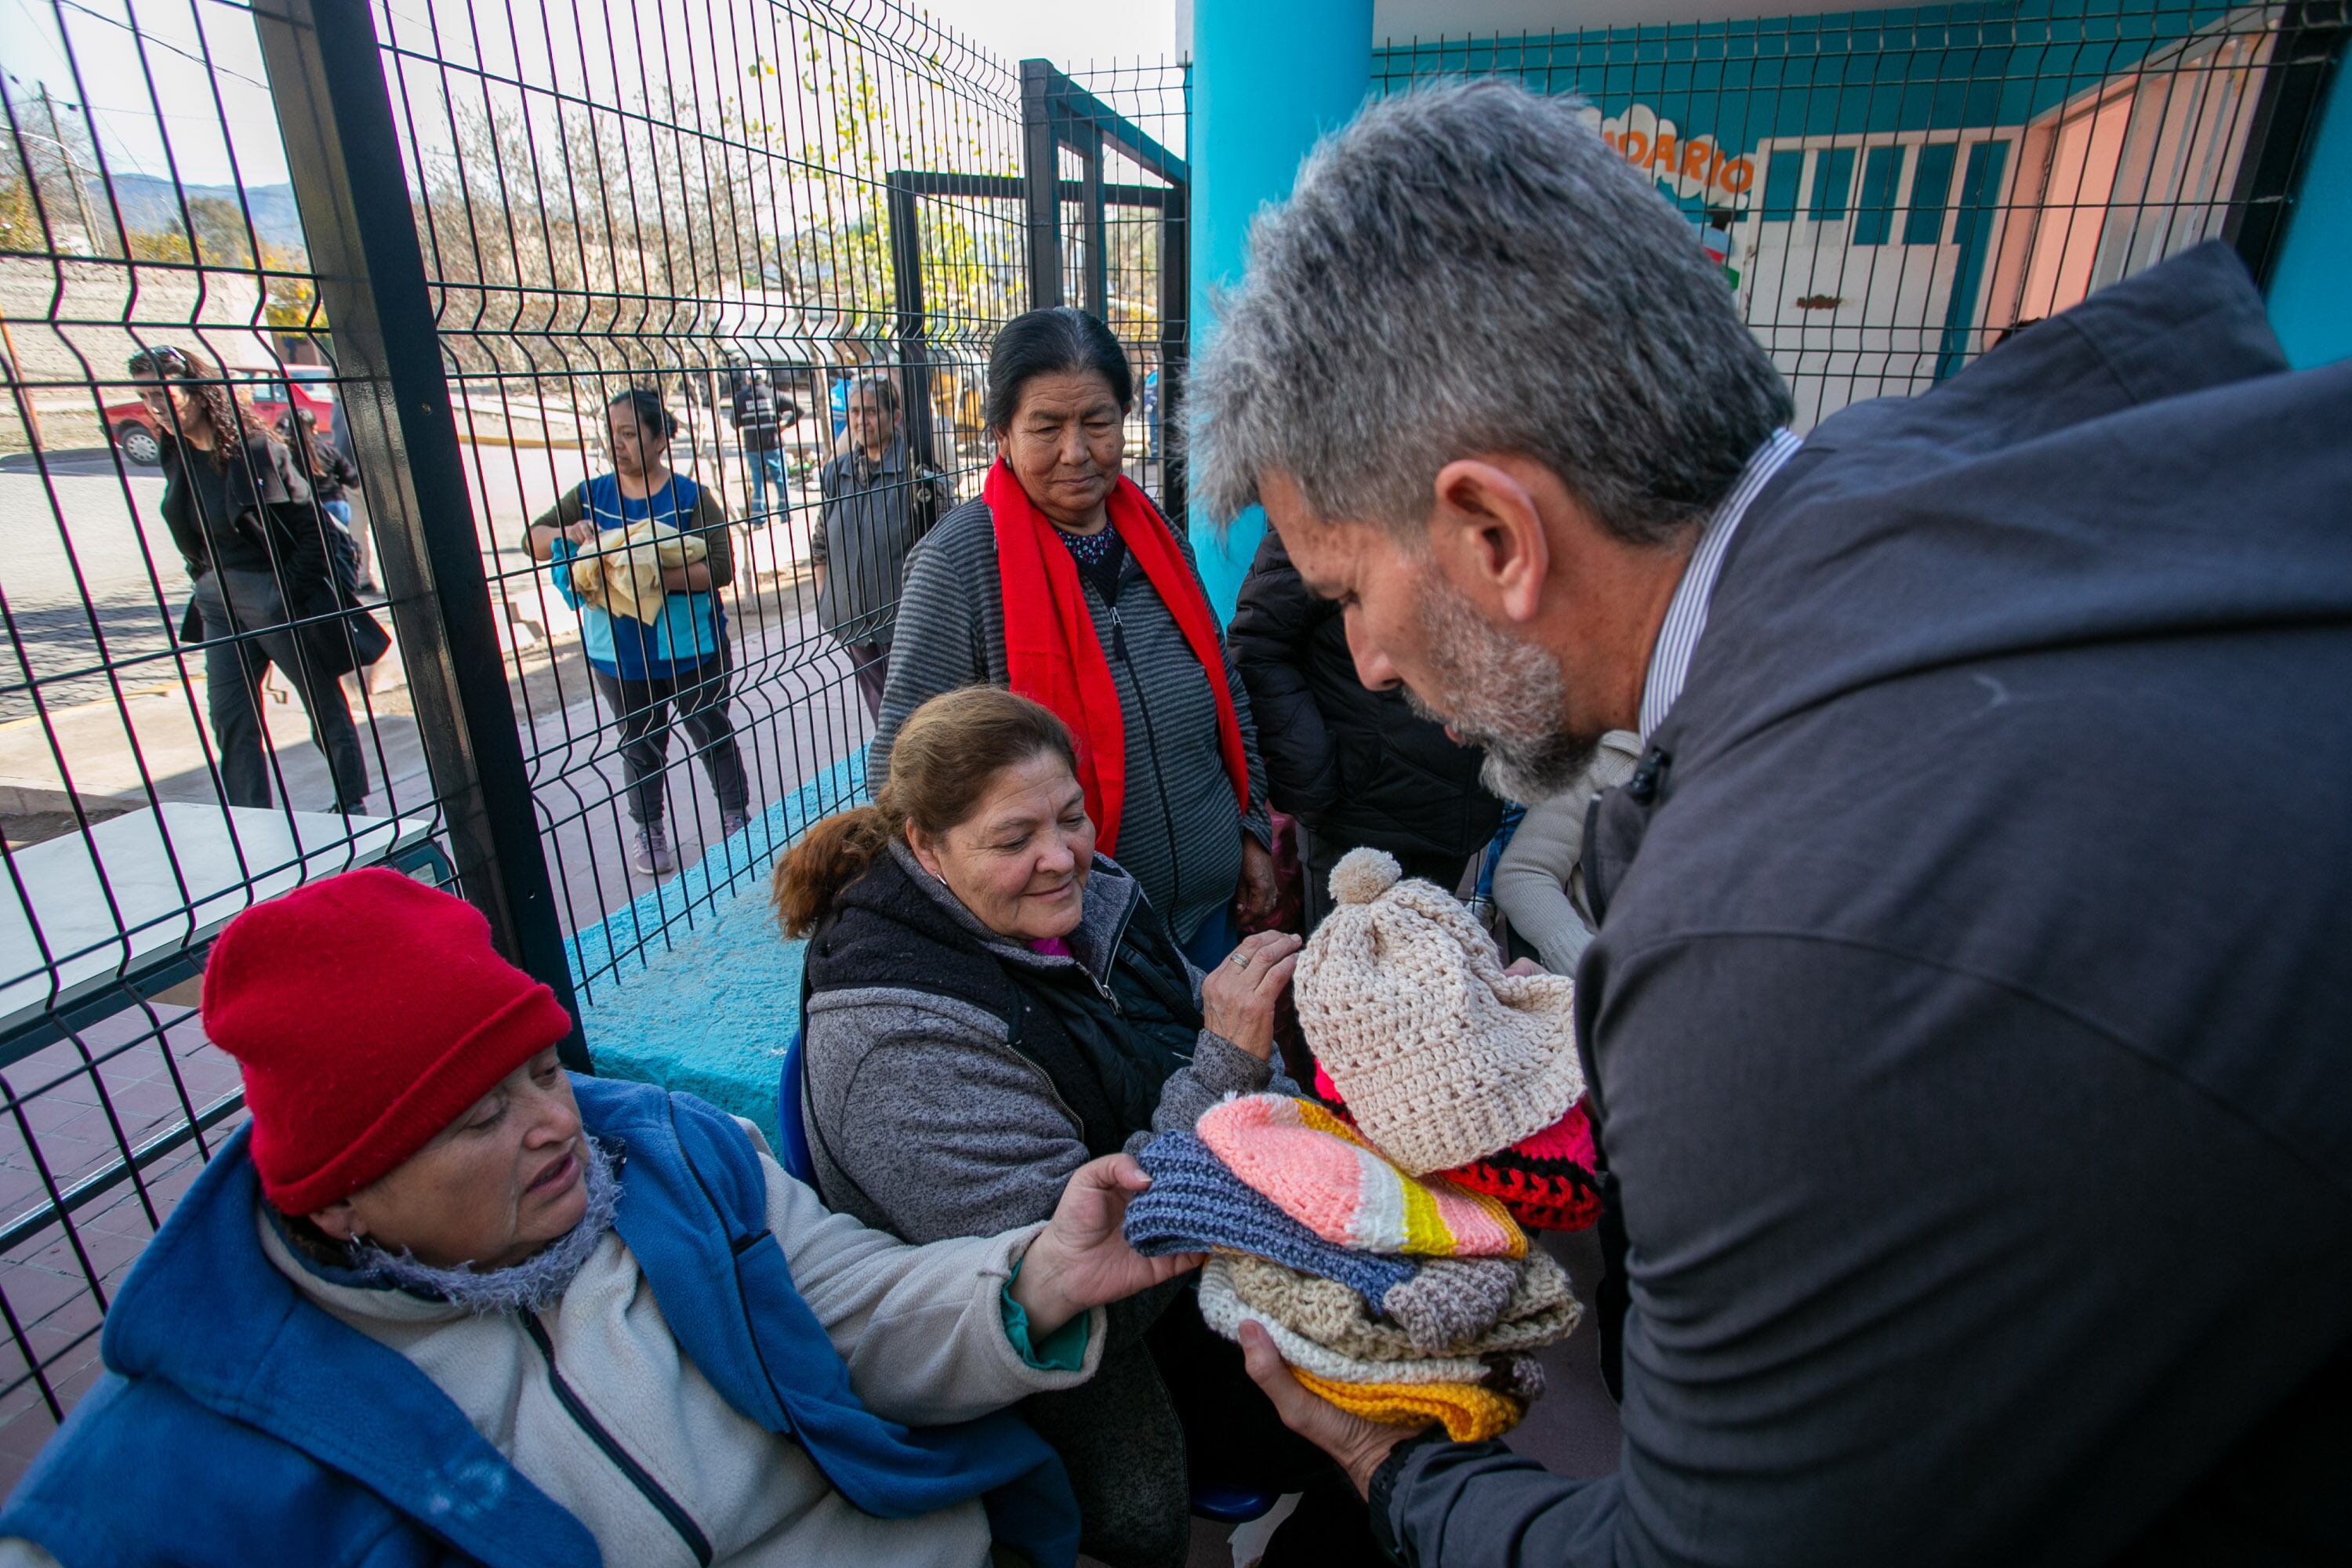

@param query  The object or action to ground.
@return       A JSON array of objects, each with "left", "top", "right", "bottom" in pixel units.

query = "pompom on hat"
[
  {"left": 201, "top": 867, "right": 575, "bottom": 1215},
  {"left": 1295, "top": 847, "right": 1585, "bottom": 1177}
]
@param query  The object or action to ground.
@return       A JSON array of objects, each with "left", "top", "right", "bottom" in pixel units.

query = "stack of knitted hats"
[
  {"left": 1294, "top": 847, "right": 1602, "bottom": 1232},
  {"left": 1123, "top": 1092, "right": 1579, "bottom": 1439}
]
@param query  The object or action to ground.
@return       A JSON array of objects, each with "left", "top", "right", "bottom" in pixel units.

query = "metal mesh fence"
[
  {"left": 0, "top": 0, "right": 1196, "bottom": 1481},
  {"left": 1377, "top": 0, "right": 2345, "bottom": 429},
  {"left": 371, "top": 0, "right": 1033, "bottom": 995},
  {"left": 0, "top": 0, "right": 451, "bottom": 1477},
  {"left": 1061, "top": 59, "right": 1189, "bottom": 509}
]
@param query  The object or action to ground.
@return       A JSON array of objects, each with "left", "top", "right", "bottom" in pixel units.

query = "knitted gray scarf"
[{"left": 343, "top": 1136, "right": 623, "bottom": 1315}]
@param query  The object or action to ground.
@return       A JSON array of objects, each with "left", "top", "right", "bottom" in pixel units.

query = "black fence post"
[
  {"left": 885, "top": 173, "right": 936, "bottom": 474},
  {"left": 249, "top": 0, "right": 587, "bottom": 1066},
  {"left": 2226, "top": 2, "right": 2347, "bottom": 287},
  {"left": 1158, "top": 182, "right": 1189, "bottom": 523},
  {"left": 1021, "top": 60, "right": 1065, "bottom": 310},
  {"left": 1080, "top": 126, "right": 1109, "bottom": 319}
]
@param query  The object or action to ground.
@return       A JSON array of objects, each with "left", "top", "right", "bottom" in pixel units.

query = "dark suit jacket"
[{"left": 1378, "top": 242, "right": 2352, "bottom": 1564}]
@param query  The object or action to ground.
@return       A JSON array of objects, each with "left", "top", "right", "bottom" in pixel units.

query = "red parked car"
[{"left": 104, "top": 372, "right": 332, "bottom": 466}]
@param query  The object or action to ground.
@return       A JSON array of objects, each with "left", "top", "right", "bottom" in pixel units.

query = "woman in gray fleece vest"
[{"left": 775, "top": 688, "right": 1378, "bottom": 1567}]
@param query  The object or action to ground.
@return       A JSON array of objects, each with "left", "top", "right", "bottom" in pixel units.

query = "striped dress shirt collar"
[{"left": 1636, "top": 427, "right": 1803, "bottom": 738}]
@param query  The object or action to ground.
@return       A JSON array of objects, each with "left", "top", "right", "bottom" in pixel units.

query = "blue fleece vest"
[{"left": 0, "top": 1076, "right": 1077, "bottom": 1568}]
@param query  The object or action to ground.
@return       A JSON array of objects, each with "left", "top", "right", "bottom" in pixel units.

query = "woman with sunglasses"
[{"left": 132, "top": 346, "right": 385, "bottom": 814}]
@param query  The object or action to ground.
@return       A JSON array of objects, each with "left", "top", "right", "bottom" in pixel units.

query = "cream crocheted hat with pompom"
[{"left": 1296, "top": 847, "right": 1584, "bottom": 1176}]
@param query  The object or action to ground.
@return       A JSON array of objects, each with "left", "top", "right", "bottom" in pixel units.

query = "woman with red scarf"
[{"left": 869, "top": 310, "right": 1275, "bottom": 965}]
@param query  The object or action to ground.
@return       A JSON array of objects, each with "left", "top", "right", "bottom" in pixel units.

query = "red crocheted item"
[{"left": 1312, "top": 1063, "right": 1603, "bottom": 1232}]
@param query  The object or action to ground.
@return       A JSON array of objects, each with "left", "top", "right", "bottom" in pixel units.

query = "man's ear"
[
  {"left": 1428, "top": 458, "right": 1551, "bottom": 624},
  {"left": 309, "top": 1199, "right": 362, "bottom": 1243}
]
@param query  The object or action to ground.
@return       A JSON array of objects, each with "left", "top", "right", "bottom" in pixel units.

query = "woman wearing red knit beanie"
[{"left": 0, "top": 867, "right": 1196, "bottom": 1568}]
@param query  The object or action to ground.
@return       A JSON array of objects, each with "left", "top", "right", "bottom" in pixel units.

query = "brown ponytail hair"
[{"left": 772, "top": 686, "right": 1079, "bottom": 937}]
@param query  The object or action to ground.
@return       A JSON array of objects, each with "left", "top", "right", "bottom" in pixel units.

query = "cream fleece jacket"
[
  {"left": 1490, "top": 732, "right": 1642, "bottom": 975},
  {"left": 0, "top": 1122, "right": 1102, "bottom": 1568}
]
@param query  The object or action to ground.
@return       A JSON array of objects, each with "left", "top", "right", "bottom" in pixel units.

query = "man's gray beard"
[
  {"left": 345, "top": 1135, "right": 622, "bottom": 1316},
  {"left": 1401, "top": 572, "right": 1599, "bottom": 804}
]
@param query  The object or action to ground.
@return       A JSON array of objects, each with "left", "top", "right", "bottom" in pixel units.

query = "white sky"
[{"left": 914, "top": 0, "right": 1178, "bottom": 68}]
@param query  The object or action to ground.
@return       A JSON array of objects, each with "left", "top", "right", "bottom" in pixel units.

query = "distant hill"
[{"left": 104, "top": 174, "right": 306, "bottom": 256}]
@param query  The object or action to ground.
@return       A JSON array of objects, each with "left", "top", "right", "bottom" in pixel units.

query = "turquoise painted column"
[
  {"left": 1188, "top": 0, "right": 1373, "bottom": 619},
  {"left": 2267, "top": 64, "right": 2352, "bottom": 369}
]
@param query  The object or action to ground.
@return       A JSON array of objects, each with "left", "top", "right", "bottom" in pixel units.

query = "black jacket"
[
  {"left": 730, "top": 379, "right": 795, "bottom": 451},
  {"left": 1229, "top": 526, "right": 1500, "bottom": 862},
  {"left": 164, "top": 433, "right": 388, "bottom": 675},
  {"left": 289, "top": 422, "right": 362, "bottom": 506},
  {"left": 1375, "top": 243, "right": 2352, "bottom": 1565}
]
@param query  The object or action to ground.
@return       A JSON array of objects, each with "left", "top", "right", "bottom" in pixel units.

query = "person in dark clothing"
[
  {"left": 730, "top": 368, "right": 795, "bottom": 517},
  {"left": 289, "top": 418, "right": 369, "bottom": 594},
  {"left": 1187, "top": 82, "right": 2352, "bottom": 1568},
  {"left": 1229, "top": 525, "right": 1501, "bottom": 921},
  {"left": 811, "top": 376, "right": 950, "bottom": 717},
  {"left": 134, "top": 346, "right": 385, "bottom": 813},
  {"left": 776, "top": 686, "right": 1374, "bottom": 1568}
]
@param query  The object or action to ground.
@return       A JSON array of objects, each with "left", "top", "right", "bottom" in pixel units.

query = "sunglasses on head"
[{"left": 127, "top": 346, "right": 196, "bottom": 377}]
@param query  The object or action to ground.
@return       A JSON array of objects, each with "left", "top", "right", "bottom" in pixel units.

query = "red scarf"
[{"left": 987, "top": 458, "right": 1250, "bottom": 856}]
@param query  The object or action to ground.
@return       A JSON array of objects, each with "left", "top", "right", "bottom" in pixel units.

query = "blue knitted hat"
[
  {"left": 1126, "top": 1131, "right": 1515, "bottom": 1346},
  {"left": 1126, "top": 1131, "right": 1416, "bottom": 1299}
]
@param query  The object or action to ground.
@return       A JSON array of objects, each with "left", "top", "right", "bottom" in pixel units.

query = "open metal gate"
[{"left": 885, "top": 60, "right": 1190, "bottom": 515}]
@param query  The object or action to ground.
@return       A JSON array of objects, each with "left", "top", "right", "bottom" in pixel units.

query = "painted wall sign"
[{"left": 1581, "top": 103, "right": 1756, "bottom": 210}]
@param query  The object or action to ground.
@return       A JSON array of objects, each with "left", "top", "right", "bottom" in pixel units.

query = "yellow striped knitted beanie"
[
  {"left": 1294, "top": 847, "right": 1585, "bottom": 1176},
  {"left": 1290, "top": 1367, "right": 1526, "bottom": 1442}
]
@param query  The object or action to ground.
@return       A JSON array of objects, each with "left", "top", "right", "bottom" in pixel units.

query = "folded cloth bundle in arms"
[
  {"left": 568, "top": 518, "right": 707, "bottom": 623},
  {"left": 1123, "top": 1131, "right": 1516, "bottom": 1348},
  {"left": 1196, "top": 1093, "right": 1527, "bottom": 1258}
]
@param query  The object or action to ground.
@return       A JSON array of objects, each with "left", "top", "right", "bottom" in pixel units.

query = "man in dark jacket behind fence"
[
  {"left": 730, "top": 368, "right": 795, "bottom": 518},
  {"left": 1230, "top": 525, "right": 1500, "bottom": 920},
  {"left": 814, "top": 376, "right": 950, "bottom": 717},
  {"left": 1187, "top": 81, "right": 2352, "bottom": 1567}
]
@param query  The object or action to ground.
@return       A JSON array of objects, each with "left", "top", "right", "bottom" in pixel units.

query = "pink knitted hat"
[{"left": 1196, "top": 1093, "right": 1526, "bottom": 1259}]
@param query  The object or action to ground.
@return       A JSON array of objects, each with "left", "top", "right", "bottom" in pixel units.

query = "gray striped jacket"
[{"left": 867, "top": 495, "right": 1272, "bottom": 943}]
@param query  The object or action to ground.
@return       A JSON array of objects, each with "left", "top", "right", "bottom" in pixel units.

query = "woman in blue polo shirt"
[{"left": 526, "top": 390, "right": 750, "bottom": 875}]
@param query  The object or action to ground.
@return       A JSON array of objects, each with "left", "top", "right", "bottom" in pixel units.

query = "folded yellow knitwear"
[
  {"left": 569, "top": 520, "right": 707, "bottom": 624},
  {"left": 1224, "top": 1248, "right": 1581, "bottom": 1361},
  {"left": 1291, "top": 1366, "right": 1525, "bottom": 1443}
]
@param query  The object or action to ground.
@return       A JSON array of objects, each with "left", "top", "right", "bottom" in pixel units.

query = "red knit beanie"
[{"left": 201, "top": 867, "right": 575, "bottom": 1215}]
